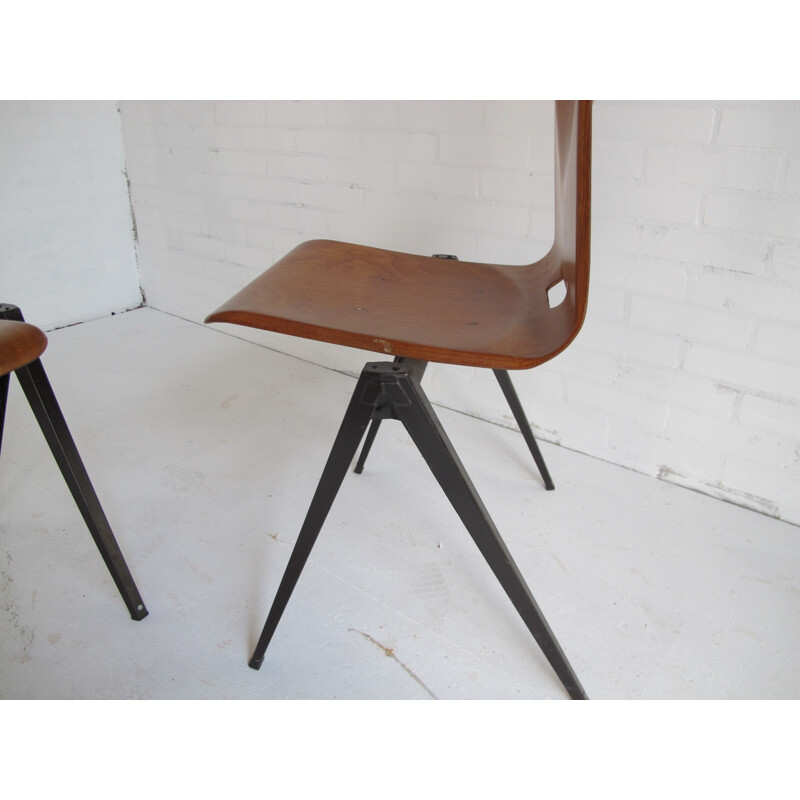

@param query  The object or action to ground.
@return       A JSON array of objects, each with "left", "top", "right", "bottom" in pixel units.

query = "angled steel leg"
[
  {"left": 353, "top": 418, "right": 382, "bottom": 474},
  {"left": 388, "top": 366, "right": 585, "bottom": 699},
  {"left": 0, "top": 373, "right": 9, "bottom": 458},
  {"left": 13, "top": 357, "right": 148, "bottom": 621},
  {"left": 1, "top": 304, "right": 146, "bottom": 620},
  {"left": 493, "top": 369, "right": 555, "bottom": 490},
  {"left": 248, "top": 368, "right": 377, "bottom": 669},
  {"left": 252, "top": 360, "right": 586, "bottom": 698},
  {"left": 1, "top": 301, "right": 18, "bottom": 460}
]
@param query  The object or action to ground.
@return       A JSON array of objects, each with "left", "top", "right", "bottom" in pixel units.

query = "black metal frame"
[
  {"left": 356, "top": 254, "right": 555, "bottom": 490},
  {"left": 355, "top": 362, "right": 554, "bottom": 490},
  {"left": 0, "top": 303, "right": 147, "bottom": 621},
  {"left": 249, "top": 358, "right": 586, "bottom": 699}
]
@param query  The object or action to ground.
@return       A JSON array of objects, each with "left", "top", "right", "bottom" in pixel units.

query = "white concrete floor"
[{"left": 1, "top": 307, "right": 799, "bottom": 701}]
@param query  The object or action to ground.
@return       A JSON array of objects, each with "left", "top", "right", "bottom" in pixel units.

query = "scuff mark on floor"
[
  {"left": 349, "top": 628, "right": 438, "bottom": 699},
  {"left": 551, "top": 554, "right": 568, "bottom": 572},
  {"left": 1, "top": 547, "right": 36, "bottom": 660}
]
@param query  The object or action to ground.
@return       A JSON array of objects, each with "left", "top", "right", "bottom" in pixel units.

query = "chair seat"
[
  {"left": 0, "top": 319, "right": 48, "bottom": 376},
  {"left": 206, "top": 239, "right": 575, "bottom": 370}
]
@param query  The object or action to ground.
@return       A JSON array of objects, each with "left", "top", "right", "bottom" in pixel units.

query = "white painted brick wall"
[
  {"left": 119, "top": 100, "right": 800, "bottom": 526},
  {"left": 0, "top": 101, "right": 142, "bottom": 328}
]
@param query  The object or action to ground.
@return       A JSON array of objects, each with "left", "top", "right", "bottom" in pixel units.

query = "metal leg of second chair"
[
  {"left": 14, "top": 357, "right": 148, "bottom": 621},
  {"left": 0, "top": 373, "right": 9, "bottom": 457},
  {"left": 0, "top": 302, "right": 147, "bottom": 620}
]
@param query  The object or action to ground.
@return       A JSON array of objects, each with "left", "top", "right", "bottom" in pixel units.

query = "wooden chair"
[
  {"left": 206, "top": 100, "right": 592, "bottom": 698},
  {"left": 0, "top": 303, "right": 147, "bottom": 621}
]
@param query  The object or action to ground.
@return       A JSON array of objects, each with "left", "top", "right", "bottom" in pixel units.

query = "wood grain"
[
  {"left": 0, "top": 320, "right": 48, "bottom": 375},
  {"left": 207, "top": 101, "right": 592, "bottom": 371}
]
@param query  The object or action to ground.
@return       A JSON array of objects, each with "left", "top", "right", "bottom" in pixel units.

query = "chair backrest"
[
  {"left": 555, "top": 100, "right": 592, "bottom": 308},
  {"left": 528, "top": 99, "right": 592, "bottom": 365}
]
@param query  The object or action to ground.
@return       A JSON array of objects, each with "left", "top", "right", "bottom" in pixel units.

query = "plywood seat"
[
  {"left": 207, "top": 238, "right": 576, "bottom": 370},
  {"left": 0, "top": 319, "right": 48, "bottom": 376}
]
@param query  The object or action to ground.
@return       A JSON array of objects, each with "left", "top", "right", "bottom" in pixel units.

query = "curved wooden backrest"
[
  {"left": 536, "top": 99, "right": 593, "bottom": 361},
  {"left": 0, "top": 319, "right": 48, "bottom": 376},
  {"left": 555, "top": 100, "right": 592, "bottom": 311}
]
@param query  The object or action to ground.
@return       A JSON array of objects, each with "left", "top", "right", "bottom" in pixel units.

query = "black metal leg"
[
  {"left": 389, "top": 369, "right": 586, "bottom": 699},
  {"left": 353, "top": 418, "right": 382, "bottom": 474},
  {"left": 493, "top": 369, "right": 555, "bottom": 490},
  {"left": 354, "top": 367, "right": 554, "bottom": 493},
  {"left": 249, "top": 369, "right": 377, "bottom": 669},
  {"left": 14, "top": 358, "right": 148, "bottom": 621},
  {"left": 1, "top": 300, "right": 21, "bottom": 461},
  {"left": 252, "top": 361, "right": 586, "bottom": 698},
  {"left": 0, "top": 373, "right": 9, "bottom": 458}
]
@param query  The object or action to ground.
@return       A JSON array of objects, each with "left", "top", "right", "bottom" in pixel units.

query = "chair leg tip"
[
  {"left": 248, "top": 655, "right": 264, "bottom": 670},
  {"left": 545, "top": 482, "right": 555, "bottom": 491},
  {"left": 566, "top": 682, "right": 589, "bottom": 699},
  {"left": 130, "top": 604, "right": 148, "bottom": 621}
]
